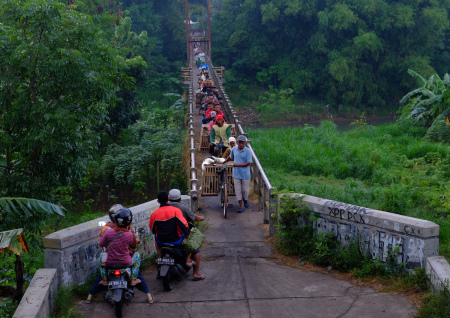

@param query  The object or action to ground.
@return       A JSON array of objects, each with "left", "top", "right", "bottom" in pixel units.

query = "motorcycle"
[
  {"left": 98, "top": 221, "right": 144, "bottom": 318},
  {"left": 157, "top": 243, "right": 192, "bottom": 291},
  {"left": 103, "top": 264, "right": 134, "bottom": 318}
]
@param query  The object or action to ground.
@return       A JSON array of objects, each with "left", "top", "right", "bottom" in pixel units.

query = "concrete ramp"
[{"left": 76, "top": 197, "right": 417, "bottom": 318}]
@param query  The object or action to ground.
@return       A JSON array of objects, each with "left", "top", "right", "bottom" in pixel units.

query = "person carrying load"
[
  {"left": 198, "top": 61, "right": 209, "bottom": 71},
  {"left": 201, "top": 74, "right": 213, "bottom": 90},
  {"left": 210, "top": 115, "right": 231, "bottom": 156},
  {"left": 223, "top": 135, "right": 253, "bottom": 213}
]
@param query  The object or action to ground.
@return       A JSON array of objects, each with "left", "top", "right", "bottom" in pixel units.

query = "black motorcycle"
[
  {"left": 157, "top": 244, "right": 192, "bottom": 291},
  {"left": 103, "top": 265, "right": 135, "bottom": 318}
]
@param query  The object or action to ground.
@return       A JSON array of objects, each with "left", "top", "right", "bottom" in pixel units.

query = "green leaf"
[
  {"left": 0, "top": 198, "right": 65, "bottom": 219},
  {"left": 407, "top": 69, "right": 427, "bottom": 86},
  {"left": 400, "top": 88, "right": 423, "bottom": 104}
]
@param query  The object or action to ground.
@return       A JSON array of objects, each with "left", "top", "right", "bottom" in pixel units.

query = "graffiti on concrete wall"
[
  {"left": 324, "top": 200, "right": 370, "bottom": 224},
  {"left": 66, "top": 224, "right": 154, "bottom": 283},
  {"left": 312, "top": 217, "right": 428, "bottom": 268},
  {"left": 69, "top": 242, "right": 102, "bottom": 272}
]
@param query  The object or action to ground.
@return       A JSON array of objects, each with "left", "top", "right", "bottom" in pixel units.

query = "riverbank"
[
  {"left": 237, "top": 106, "right": 396, "bottom": 129},
  {"left": 226, "top": 85, "right": 397, "bottom": 128}
]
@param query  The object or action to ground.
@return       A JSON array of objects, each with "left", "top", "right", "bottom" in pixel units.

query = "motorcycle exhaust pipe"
[{"left": 124, "top": 289, "right": 134, "bottom": 301}]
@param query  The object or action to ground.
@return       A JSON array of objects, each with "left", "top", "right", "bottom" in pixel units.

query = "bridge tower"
[{"left": 184, "top": 0, "right": 212, "bottom": 66}]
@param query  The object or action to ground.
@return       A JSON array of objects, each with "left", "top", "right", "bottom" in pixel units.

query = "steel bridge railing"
[{"left": 188, "top": 69, "right": 199, "bottom": 213}]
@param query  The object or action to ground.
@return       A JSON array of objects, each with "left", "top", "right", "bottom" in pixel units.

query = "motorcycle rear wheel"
[
  {"left": 163, "top": 270, "right": 175, "bottom": 291},
  {"left": 115, "top": 299, "right": 123, "bottom": 318}
]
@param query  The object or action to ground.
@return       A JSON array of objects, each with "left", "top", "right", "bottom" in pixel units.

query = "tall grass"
[{"left": 249, "top": 121, "right": 450, "bottom": 252}]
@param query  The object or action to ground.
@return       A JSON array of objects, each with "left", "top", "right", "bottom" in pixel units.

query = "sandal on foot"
[
  {"left": 147, "top": 293, "right": 154, "bottom": 304},
  {"left": 185, "top": 263, "right": 193, "bottom": 268},
  {"left": 86, "top": 294, "right": 93, "bottom": 304},
  {"left": 237, "top": 207, "right": 244, "bottom": 213},
  {"left": 193, "top": 275, "right": 206, "bottom": 281}
]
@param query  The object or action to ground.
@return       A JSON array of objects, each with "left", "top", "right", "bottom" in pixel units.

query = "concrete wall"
[
  {"left": 43, "top": 196, "right": 190, "bottom": 286},
  {"left": 278, "top": 194, "right": 440, "bottom": 269},
  {"left": 13, "top": 269, "right": 58, "bottom": 318},
  {"left": 426, "top": 256, "right": 450, "bottom": 292}
]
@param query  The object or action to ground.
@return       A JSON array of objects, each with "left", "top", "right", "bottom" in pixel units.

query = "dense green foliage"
[
  {"left": 416, "top": 287, "right": 450, "bottom": 318},
  {"left": 0, "top": 0, "right": 118, "bottom": 200},
  {"left": 250, "top": 121, "right": 450, "bottom": 250},
  {"left": 0, "top": 0, "right": 189, "bottom": 313},
  {"left": 0, "top": 0, "right": 188, "bottom": 206},
  {"left": 212, "top": 0, "right": 450, "bottom": 112}
]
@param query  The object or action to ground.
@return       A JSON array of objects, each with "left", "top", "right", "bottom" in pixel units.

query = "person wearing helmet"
[
  {"left": 99, "top": 208, "right": 141, "bottom": 285},
  {"left": 87, "top": 205, "right": 153, "bottom": 304},
  {"left": 150, "top": 191, "right": 205, "bottom": 280},
  {"left": 98, "top": 204, "right": 124, "bottom": 237}
]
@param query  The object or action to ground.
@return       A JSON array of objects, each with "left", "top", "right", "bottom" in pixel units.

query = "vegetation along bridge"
[{"left": 10, "top": 1, "right": 450, "bottom": 317}]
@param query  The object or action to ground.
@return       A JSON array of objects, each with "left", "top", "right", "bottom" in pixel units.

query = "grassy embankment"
[{"left": 249, "top": 120, "right": 450, "bottom": 257}]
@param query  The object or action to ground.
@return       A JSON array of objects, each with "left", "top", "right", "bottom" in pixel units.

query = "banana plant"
[
  {"left": 0, "top": 198, "right": 65, "bottom": 234},
  {"left": 400, "top": 69, "right": 450, "bottom": 127},
  {"left": 0, "top": 198, "right": 65, "bottom": 302}
]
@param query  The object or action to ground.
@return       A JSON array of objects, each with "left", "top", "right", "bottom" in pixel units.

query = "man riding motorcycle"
[{"left": 150, "top": 191, "right": 205, "bottom": 281}]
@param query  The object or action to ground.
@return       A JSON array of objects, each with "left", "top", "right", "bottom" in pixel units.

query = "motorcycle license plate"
[
  {"left": 109, "top": 280, "right": 127, "bottom": 289},
  {"left": 157, "top": 258, "right": 174, "bottom": 265}
]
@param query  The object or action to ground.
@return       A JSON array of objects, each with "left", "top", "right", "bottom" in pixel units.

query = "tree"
[
  {"left": 211, "top": 0, "right": 450, "bottom": 111},
  {"left": 0, "top": 0, "right": 118, "bottom": 200}
]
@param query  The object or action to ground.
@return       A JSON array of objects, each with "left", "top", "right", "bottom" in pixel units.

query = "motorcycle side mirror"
[{"left": 98, "top": 221, "right": 107, "bottom": 227}]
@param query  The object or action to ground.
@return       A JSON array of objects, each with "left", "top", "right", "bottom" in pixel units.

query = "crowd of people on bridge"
[
  {"left": 196, "top": 58, "right": 253, "bottom": 213},
  {"left": 85, "top": 54, "right": 253, "bottom": 306}
]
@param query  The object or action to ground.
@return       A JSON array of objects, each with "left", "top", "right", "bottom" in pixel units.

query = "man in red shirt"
[{"left": 150, "top": 191, "right": 205, "bottom": 281}]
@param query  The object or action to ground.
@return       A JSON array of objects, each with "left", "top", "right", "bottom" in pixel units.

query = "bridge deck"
[{"left": 75, "top": 67, "right": 417, "bottom": 318}]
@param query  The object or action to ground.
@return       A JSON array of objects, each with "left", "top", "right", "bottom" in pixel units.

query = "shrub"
[{"left": 415, "top": 286, "right": 450, "bottom": 318}]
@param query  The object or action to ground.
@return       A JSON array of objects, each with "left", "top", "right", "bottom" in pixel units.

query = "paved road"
[
  {"left": 76, "top": 68, "right": 417, "bottom": 318},
  {"left": 77, "top": 195, "right": 417, "bottom": 318}
]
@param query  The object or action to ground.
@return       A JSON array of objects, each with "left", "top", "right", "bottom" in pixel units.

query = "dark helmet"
[
  {"left": 114, "top": 208, "right": 133, "bottom": 227},
  {"left": 108, "top": 204, "right": 124, "bottom": 223}
]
